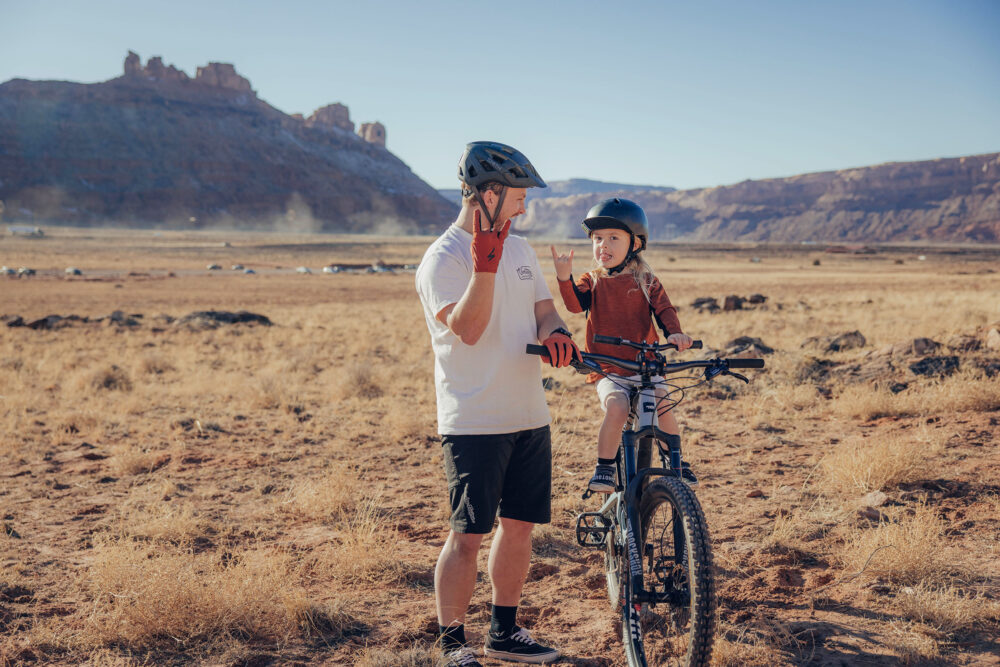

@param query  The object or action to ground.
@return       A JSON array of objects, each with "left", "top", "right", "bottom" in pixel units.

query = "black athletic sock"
[
  {"left": 490, "top": 604, "right": 518, "bottom": 638},
  {"left": 597, "top": 457, "right": 616, "bottom": 466},
  {"left": 439, "top": 623, "right": 467, "bottom": 652}
]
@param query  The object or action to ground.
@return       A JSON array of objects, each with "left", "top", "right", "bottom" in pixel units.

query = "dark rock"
[
  {"left": 174, "top": 310, "right": 273, "bottom": 329},
  {"left": 3, "top": 315, "right": 24, "bottom": 327},
  {"left": 723, "top": 336, "right": 774, "bottom": 356},
  {"left": 26, "top": 315, "right": 62, "bottom": 330},
  {"left": 723, "top": 295, "right": 745, "bottom": 311},
  {"left": 690, "top": 297, "right": 719, "bottom": 313},
  {"left": 748, "top": 294, "right": 767, "bottom": 304},
  {"left": 908, "top": 356, "right": 960, "bottom": 377},
  {"left": 946, "top": 334, "right": 980, "bottom": 352},
  {"left": 828, "top": 330, "right": 866, "bottom": 351}
]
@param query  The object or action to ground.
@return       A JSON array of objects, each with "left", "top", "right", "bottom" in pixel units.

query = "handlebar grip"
[
  {"left": 593, "top": 334, "right": 620, "bottom": 345},
  {"left": 690, "top": 340, "right": 703, "bottom": 349},
  {"left": 727, "top": 359, "right": 765, "bottom": 368},
  {"left": 526, "top": 343, "right": 549, "bottom": 356}
]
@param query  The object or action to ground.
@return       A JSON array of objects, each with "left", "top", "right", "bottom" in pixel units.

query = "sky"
[{"left": 2, "top": 0, "right": 999, "bottom": 191}]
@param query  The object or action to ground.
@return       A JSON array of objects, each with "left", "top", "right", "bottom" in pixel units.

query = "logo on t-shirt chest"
[{"left": 516, "top": 266, "right": 533, "bottom": 280}]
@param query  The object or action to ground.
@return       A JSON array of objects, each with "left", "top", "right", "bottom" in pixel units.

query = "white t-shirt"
[{"left": 415, "top": 224, "right": 552, "bottom": 435}]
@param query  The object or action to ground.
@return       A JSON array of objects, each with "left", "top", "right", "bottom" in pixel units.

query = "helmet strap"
[
  {"left": 606, "top": 234, "right": 640, "bottom": 275},
  {"left": 472, "top": 186, "right": 507, "bottom": 231}
]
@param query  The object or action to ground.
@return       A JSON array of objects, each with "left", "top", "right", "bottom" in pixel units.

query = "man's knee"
[
  {"left": 498, "top": 517, "right": 534, "bottom": 541},
  {"left": 444, "top": 531, "right": 484, "bottom": 560}
]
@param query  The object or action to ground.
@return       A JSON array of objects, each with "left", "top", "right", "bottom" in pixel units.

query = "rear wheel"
[{"left": 628, "top": 476, "right": 715, "bottom": 666}]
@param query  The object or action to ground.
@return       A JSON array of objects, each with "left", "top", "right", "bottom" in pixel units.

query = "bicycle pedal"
[{"left": 575, "top": 512, "right": 610, "bottom": 547}]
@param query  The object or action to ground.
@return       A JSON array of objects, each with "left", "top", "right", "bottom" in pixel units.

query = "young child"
[{"left": 551, "top": 197, "right": 697, "bottom": 492}]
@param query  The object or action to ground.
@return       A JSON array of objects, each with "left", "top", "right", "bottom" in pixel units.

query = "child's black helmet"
[
  {"left": 582, "top": 198, "right": 648, "bottom": 250},
  {"left": 458, "top": 141, "right": 547, "bottom": 190}
]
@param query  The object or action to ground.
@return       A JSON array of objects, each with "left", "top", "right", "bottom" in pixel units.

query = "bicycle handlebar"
[
  {"left": 525, "top": 343, "right": 765, "bottom": 375},
  {"left": 593, "top": 334, "right": 704, "bottom": 350}
]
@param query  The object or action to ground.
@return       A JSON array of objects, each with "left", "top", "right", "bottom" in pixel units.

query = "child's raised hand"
[
  {"left": 549, "top": 245, "right": 574, "bottom": 281},
  {"left": 666, "top": 333, "right": 694, "bottom": 351}
]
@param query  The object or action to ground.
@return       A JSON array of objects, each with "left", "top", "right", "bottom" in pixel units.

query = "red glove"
[
  {"left": 471, "top": 209, "right": 510, "bottom": 273},
  {"left": 542, "top": 330, "right": 580, "bottom": 368}
]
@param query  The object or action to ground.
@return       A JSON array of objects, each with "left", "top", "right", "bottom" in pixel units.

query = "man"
[{"left": 415, "top": 142, "right": 579, "bottom": 666}]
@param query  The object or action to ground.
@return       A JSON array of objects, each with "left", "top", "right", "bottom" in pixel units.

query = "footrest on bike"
[{"left": 575, "top": 512, "right": 611, "bottom": 548}]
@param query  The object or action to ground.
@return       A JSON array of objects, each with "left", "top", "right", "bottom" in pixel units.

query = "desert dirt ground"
[{"left": 1, "top": 227, "right": 999, "bottom": 666}]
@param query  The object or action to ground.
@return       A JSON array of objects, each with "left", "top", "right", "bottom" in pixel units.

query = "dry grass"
[
  {"left": 834, "top": 371, "right": 1000, "bottom": 420},
  {"left": 284, "top": 464, "right": 361, "bottom": 521},
  {"left": 886, "top": 620, "right": 942, "bottom": 665},
  {"left": 894, "top": 583, "right": 1000, "bottom": 634},
  {"left": 353, "top": 644, "right": 441, "bottom": 667},
  {"left": 317, "top": 495, "right": 404, "bottom": 583},
  {"left": 83, "top": 536, "right": 351, "bottom": 649},
  {"left": 819, "top": 430, "right": 942, "bottom": 494},
  {"left": 838, "top": 504, "right": 953, "bottom": 585}
]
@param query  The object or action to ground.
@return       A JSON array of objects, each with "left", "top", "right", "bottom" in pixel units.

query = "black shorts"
[{"left": 441, "top": 425, "right": 552, "bottom": 534}]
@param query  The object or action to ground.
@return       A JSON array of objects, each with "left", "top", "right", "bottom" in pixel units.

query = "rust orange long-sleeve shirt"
[{"left": 557, "top": 271, "right": 683, "bottom": 382}]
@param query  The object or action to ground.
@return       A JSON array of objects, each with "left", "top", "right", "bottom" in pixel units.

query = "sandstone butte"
[
  {"left": 0, "top": 52, "right": 456, "bottom": 232},
  {"left": 520, "top": 152, "right": 1000, "bottom": 244}
]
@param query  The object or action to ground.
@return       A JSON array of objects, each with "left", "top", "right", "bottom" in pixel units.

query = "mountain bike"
[{"left": 527, "top": 335, "right": 764, "bottom": 666}]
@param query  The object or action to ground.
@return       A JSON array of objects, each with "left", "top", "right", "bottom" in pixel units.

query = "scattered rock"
[
  {"left": 747, "top": 294, "right": 767, "bottom": 304},
  {"left": 723, "top": 336, "right": 774, "bottom": 357},
  {"left": 802, "top": 330, "right": 866, "bottom": 353},
  {"left": 987, "top": 328, "right": 1000, "bottom": 351},
  {"left": 690, "top": 297, "right": 719, "bottom": 313},
  {"left": 746, "top": 489, "right": 765, "bottom": 498},
  {"left": 860, "top": 490, "right": 889, "bottom": 507},
  {"left": 3, "top": 315, "right": 24, "bottom": 327},
  {"left": 946, "top": 334, "right": 980, "bottom": 352},
  {"left": 723, "top": 295, "right": 745, "bottom": 311},
  {"left": 174, "top": 310, "right": 272, "bottom": 329},
  {"left": 908, "top": 356, "right": 959, "bottom": 377},
  {"left": 64, "top": 267, "right": 82, "bottom": 276}
]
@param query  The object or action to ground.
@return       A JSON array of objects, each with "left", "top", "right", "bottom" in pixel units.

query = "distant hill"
[
  {"left": 0, "top": 52, "right": 456, "bottom": 232},
  {"left": 516, "top": 154, "right": 1000, "bottom": 243}
]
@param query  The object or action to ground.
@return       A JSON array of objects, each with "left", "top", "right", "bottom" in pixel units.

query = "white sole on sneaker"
[{"left": 483, "top": 647, "right": 560, "bottom": 664}]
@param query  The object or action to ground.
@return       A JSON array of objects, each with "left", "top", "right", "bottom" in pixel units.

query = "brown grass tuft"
[
  {"left": 83, "top": 365, "right": 133, "bottom": 392},
  {"left": 285, "top": 465, "right": 360, "bottom": 521},
  {"left": 838, "top": 504, "right": 953, "bottom": 585},
  {"left": 820, "top": 430, "right": 941, "bottom": 494},
  {"left": 894, "top": 583, "right": 1000, "bottom": 634},
  {"left": 83, "top": 536, "right": 340, "bottom": 649},
  {"left": 334, "top": 363, "right": 384, "bottom": 400}
]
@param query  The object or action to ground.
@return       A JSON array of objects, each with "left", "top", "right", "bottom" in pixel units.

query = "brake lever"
[
  {"left": 571, "top": 359, "right": 600, "bottom": 375},
  {"left": 726, "top": 370, "right": 750, "bottom": 384}
]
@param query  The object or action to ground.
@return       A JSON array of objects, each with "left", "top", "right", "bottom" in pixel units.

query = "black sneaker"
[
  {"left": 484, "top": 626, "right": 560, "bottom": 664},
  {"left": 681, "top": 462, "right": 698, "bottom": 487},
  {"left": 443, "top": 645, "right": 482, "bottom": 667},
  {"left": 587, "top": 464, "right": 616, "bottom": 493}
]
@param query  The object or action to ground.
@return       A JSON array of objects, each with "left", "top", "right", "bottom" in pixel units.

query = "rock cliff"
[
  {"left": 0, "top": 53, "right": 455, "bottom": 232},
  {"left": 518, "top": 154, "right": 1000, "bottom": 243}
]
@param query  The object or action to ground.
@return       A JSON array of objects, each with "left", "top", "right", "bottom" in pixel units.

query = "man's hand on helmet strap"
[
  {"left": 471, "top": 209, "right": 510, "bottom": 274},
  {"left": 541, "top": 329, "right": 580, "bottom": 368}
]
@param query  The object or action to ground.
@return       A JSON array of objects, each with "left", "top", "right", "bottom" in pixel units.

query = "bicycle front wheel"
[{"left": 628, "top": 476, "right": 716, "bottom": 667}]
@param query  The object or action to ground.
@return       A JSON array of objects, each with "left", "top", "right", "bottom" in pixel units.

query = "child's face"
[{"left": 590, "top": 228, "right": 636, "bottom": 269}]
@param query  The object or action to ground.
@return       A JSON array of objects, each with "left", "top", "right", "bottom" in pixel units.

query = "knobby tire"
[{"left": 626, "top": 476, "right": 716, "bottom": 666}]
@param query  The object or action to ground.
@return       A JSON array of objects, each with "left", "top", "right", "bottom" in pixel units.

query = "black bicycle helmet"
[
  {"left": 582, "top": 198, "right": 649, "bottom": 274},
  {"left": 458, "top": 141, "right": 547, "bottom": 190},
  {"left": 458, "top": 141, "right": 546, "bottom": 230}
]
